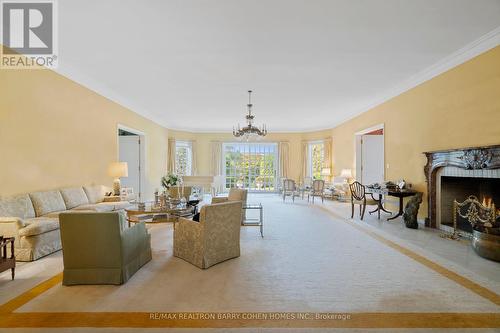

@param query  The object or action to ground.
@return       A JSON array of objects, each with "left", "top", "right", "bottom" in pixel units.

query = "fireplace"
[
  {"left": 424, "top": 145, "right": 500, "bottom": 230},
  {"left": 438, "top": 173, "right": 500, "bottom": 233}
]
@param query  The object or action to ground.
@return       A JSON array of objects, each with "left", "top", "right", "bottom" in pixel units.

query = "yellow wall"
[
  {"left": 0, "top": 68, "right": 168, "bottom": 199},
  {"left": 2, "top": 45, "right": 498, "bottom": 219},
  {"left": 331, "top": 46, "right": 500, "bottom": 217},
  {"left": 168, "top": 129, "right": 333, "bottom": 183}
]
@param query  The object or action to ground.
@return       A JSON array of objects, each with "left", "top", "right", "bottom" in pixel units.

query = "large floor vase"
[{"left": 471, "top": 229, "right": 500, "bottom": 262}]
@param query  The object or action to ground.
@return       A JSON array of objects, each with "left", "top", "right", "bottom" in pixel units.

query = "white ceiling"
[{"left": 57, "top": 0, "right": 500, "bottom": 132}]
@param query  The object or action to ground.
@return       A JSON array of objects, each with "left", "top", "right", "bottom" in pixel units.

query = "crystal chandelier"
[{"left": 233, "top": 90, "right": 268, "bottom": 140}]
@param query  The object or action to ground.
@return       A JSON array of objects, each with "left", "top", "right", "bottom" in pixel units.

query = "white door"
[
  {"left": 119, "top": 136, "right": 142, "bottom": 199},
  {"left": 361, "top": 135, "right": 384, "bottom": 185}
]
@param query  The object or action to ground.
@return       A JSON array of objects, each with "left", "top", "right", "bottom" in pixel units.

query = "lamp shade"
[
  {"left": 321, "top": 168, "right": 331, "bottom": 176},
  {"left": 108, "top": 162, "right": 128, "bottom": 178},
  {"left": 340, "top": 168, "right": 353, "bottom": 178}
]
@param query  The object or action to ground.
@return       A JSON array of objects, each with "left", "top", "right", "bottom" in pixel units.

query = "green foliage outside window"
[
  {"left": 175, "top": 147, "right": 189, "bottom": 176},
  {"left": 311, "top": 143, "right": 324, "bottom": 180},
  {"left": 224, "top": 145, "right": 276, "bottom": 191}
]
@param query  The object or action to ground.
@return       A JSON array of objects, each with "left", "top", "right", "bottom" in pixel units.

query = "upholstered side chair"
[
  {"left": 282, "top": 179, "right": 299, "bottom": 202},
  {"left": 173, "top": 201, "right": 242, "bottom": 269},
  {"left": 59, "top": 211, "right": 152, "bottom": 285},
  {"left": 308, "top": 179, "right": 325, "bottom": 203},
  {"left": 211, "top": 188, "right": 247, "bottom": 223}
]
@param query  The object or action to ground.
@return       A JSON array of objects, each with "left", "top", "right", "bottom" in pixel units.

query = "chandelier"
[{"left": 233, "top": 90, "right": 268, "bottom": 140}]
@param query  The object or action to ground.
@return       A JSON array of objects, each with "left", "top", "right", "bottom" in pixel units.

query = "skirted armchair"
[
  {"left": 59, "top": 211, "right": 152, "bottom": 285},
  {"left": 173, "top": 201, "right": 242, "bottom": 269},
  {"left": 211, "top": 188, "right": 247, "bottom": 223}
]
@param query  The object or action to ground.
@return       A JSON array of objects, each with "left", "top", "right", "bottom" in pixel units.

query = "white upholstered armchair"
[{"left": 173, "top": 201, "right": 243, "bottom": 269}]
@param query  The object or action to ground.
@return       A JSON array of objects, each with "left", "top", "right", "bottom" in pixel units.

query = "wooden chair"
[
  {"left": 282, "top": 179, "right": 299, "bottom": 202},
  {"left": 349, "top": 181, "right": 377, "bottom": 220},
  {"left": 308, "top": 179, "right": 325, "bottom": 203}
]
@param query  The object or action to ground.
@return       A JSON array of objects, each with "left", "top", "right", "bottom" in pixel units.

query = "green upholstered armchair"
[
  {"left": 59, "top": 212, "right": 152, "bottom": 285},
  {"left": 173, "top": 201, "right": 242, "bottom": 269}
]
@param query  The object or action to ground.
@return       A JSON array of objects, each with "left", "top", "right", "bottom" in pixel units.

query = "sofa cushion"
[
  {"left": 60, "top": 187, "right": 89, "bottom": 209},
  {"left": 0, "top": 194, "right": 36, "bottom": 219},
  {"left": 83, "top": 185, "right": 107, "bottom": 204},
  {"left": 29, "top": 191, "right": 67, "bottom": 217},
  {"left": 71, "top": 203, "right": 115, "bottom": 212},
  {"left": 43, "top": 210, "right": 72, "bottom": 218},
  {"left": 19, "top": 217, "right": 60, "bottom": 237}
]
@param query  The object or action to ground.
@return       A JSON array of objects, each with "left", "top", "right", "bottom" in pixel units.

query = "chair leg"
[
  {"left": 361, "top": 203, "right": 366, "bottom": 220},
  {"left": 351, "top": 202, "right": 354, "bottom": 218},
  {"left": 321, "top": 195, "right": 324, "bottom": 203}
]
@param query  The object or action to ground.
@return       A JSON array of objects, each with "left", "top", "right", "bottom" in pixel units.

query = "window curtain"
[
  {"left": 323, "top": 137, "right": 332, "bottom": 170},
  {"left": 278, "top": 141, "right": 290, "bottom": 179},
  {"left": 191, "top": 140, "right": 197, "bottom": 176},
  {"left": 210, "top": 141, "right": 222, "bottom": 176},
  {"left": 300, "top": 141, "right": 309, "bottom": 183},
  {"left": 167, "top": 138, "right": 176, "bottom": 174}
]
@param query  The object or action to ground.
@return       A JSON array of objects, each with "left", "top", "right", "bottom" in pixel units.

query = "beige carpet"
[
  {"left": 15, "top": 195, "right": 499, "bottom": 313},
  {"left": 1, "top": 194, "right": 499, "bottom": 331}
]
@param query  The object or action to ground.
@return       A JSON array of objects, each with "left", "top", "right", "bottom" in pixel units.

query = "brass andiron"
[{"left": 442, "top": 195, "right": 496, "bottom": 240}]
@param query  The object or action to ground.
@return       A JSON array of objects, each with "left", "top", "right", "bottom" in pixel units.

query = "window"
[
  {"left": 223, "top": 143, "right": 277, "bottom": 192},
  {"left": 175, "top": 141, "right": 192, "bottom": 176},
  {"left": 308, "top": 142, "right": 325, "bottom": 180}
]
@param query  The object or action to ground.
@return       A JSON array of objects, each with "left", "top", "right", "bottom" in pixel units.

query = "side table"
[
  {"left": 242, "top": 204, "right": 263, "bottom": 237},
  {"left": 0, "top": 237, "right": 15, "bottom": 280}
]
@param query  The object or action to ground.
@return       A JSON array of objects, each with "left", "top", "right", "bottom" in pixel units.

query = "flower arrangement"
[{"left": 161, "top": 173, "right": 181, "bottom": 190}]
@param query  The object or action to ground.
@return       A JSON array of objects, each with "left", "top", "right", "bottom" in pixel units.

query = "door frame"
[
  {"left": 117, "top": 124, "right": 146, "bottom": 201},
  {"left": 355, "top": 123, "right": 385, "bottom": 183}
]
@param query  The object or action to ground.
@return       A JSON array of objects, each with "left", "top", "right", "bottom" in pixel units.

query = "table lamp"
[
  {"left": 321, "top": 168, "right": 331, "bottom": 182},
  {"left": 108, "top": 162, "right": 128, "bottom": 195},
  {"left": 340, "top": 168, "right": 353, "bottom": 182}
]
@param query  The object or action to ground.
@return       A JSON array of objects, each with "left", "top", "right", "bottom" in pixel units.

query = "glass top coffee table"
[{"left": 126, "top": 202, "right": 194, "bottom": 228}]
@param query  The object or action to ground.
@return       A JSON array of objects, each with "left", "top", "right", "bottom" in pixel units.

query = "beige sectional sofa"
[{"left": 0, "top": 185, "right": 131, "bottom": 261}]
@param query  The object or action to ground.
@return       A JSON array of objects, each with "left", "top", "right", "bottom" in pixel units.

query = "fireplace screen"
[{"left": 441, "top": 176, "right": 500, "bottom": 232}]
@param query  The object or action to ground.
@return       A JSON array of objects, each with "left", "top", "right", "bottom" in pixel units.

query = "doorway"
[
  {"left": 355, "top": 125, "right": 384, "bottom": 185},
  {"left": 118, "top": 126, "right": 146, "bottom": 201}
]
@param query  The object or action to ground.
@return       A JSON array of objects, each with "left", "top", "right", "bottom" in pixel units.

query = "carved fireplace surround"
[{"left": 424, "top": 145, "right": 500, "bottom": 228}]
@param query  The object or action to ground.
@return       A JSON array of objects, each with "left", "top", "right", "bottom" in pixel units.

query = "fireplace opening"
[{"left": 440, "top": 176, "right": 500, "bottom": 233}]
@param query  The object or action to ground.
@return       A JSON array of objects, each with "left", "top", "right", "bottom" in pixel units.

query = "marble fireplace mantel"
[{"left": 423, "top": 145, "right": 500, "bottom": 228}]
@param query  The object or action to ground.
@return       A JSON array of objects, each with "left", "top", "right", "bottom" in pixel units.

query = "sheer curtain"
[
  {"left": 210, "top": 141, "right": 222, "bottom": 176},
  {"left": 278, "top": 141, "right": 290, "bottom": 179},
  {"left": 323, "top": 137, "right": 332, "bottom": 171},
  {"left": 167, "top": 138, "right": 176, "bottom": 174},
  {"left": 191, "top": 140, "right": 197, "bottom": 176},
  {"left": 300, "top": 141, "right": 309, "bottom": 183}
]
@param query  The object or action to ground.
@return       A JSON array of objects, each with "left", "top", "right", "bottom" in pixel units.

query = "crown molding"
[
  {"left": 54, "top": 26, "right": 500, "bottom": 133},
  {"left": 328, "top": 26, "right": 500, "bottom": 130}
]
